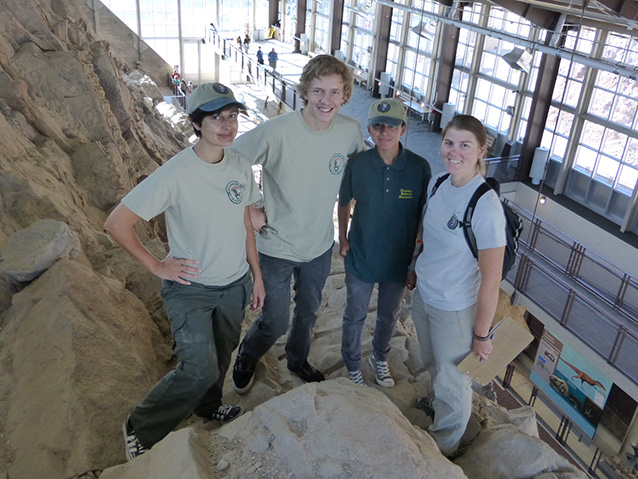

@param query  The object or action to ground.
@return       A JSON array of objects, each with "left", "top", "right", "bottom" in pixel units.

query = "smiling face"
[
  {"left": 300, "top": 74, "right": 346, "bottom": 131},
  {"left": 194, "top": 107, "right": 239, "bottom": 149},
  {"left": 441, "top": 127, "right": 487, "bottom": 186},
  {"left": 368, "top": 123, "right": 406, "bottom": 155}
]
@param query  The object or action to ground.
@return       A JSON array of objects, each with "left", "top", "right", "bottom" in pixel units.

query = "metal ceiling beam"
[
  {"left": 486, "top": 0, "right": 560, "bottom": 30},
  {"left": 376, "top": 0, "right": 638, "bottom": 80},
  {"left": 596, "top": 0, "right": 638, "bottom": 21}
]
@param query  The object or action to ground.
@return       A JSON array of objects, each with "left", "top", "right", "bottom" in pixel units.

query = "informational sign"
[{"left": 530, "top": 329, "right": 612, "bottom": 438}]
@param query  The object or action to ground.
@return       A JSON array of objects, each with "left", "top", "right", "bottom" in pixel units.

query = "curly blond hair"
[{"left": 296, "top": 55, "right": 354, "bottom": 106}]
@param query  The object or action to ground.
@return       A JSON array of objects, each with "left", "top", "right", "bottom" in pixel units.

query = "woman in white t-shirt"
[{"left": 412, "top": 115, "right": 506, "bottom": 458}]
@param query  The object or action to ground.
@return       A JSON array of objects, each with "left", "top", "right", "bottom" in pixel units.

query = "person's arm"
[
  {"left": 405, "top": 219, "right": 423, "bottom": 290},
  {"left": 248, "top": 195, "right": 267, "bottom": 233},
  {"left": 472, "top": 245, "right": 505, "bottom": 360},
  {"left": 407, "top": 167, "right": 430, "bottom": 290},
  {"left": 104, "top": 203, "right": 201, "bottom": 285},
  {"left": 244, "top": 206, "right": 265, "bottom": 310},
  {"left": 337, "top": 202, "right": 352, "bottom": 258}
]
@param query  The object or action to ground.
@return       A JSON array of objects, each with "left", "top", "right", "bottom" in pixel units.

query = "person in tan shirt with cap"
[{"left": 105, "top": 82, "right": 264, "bottom": 461}]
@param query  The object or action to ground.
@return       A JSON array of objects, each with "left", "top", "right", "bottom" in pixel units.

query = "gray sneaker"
[
  {"left": 369, "top": 354, "right": 395, "bottom": 388},
  {"left": 122, "top": 416, "right": 147, "bottom": 461},
  {"left": 348, "top": 369, "right": 366, "bottom": 386}
]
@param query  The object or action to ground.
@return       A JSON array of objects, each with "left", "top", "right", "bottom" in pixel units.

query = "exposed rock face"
[
  {"left": 0, "top": 0, "right": 186, "bottom": 262},
  {"left": 101, "top": 380, "right": 467, "bottom": 479},
  {"left": 0, "top": 259, "right": 169, "bottom": 479}
]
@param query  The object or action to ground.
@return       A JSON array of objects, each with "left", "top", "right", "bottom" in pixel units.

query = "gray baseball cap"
[{"left": 187, "top": 82, "right": 247, "bottom": 114}]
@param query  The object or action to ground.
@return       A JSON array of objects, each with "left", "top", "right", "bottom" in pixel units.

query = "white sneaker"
[
  {"left": 369, "top": 354, "right": 395, "bottom": 388},
  {"left": 348, "top": 369, "right": 366, "bottom": 386}
]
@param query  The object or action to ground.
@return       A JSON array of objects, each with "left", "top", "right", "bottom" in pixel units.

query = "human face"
[
  {"left": 368, "top": 123, "right": 406, "bottom": 154},
  {"left": 301, "top": 74, "right": 346, "bottom": 131},
  {"left": 194, "top": 108, "right": 239, "bottom": 149},
  {"left": 441, "top": 127, "right": 486, "bottom": 186}
]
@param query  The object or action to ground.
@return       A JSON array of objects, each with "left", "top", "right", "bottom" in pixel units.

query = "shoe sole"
[
  {"left": 368, "top": 356, "right": 395, "bottom": 388},
  {"left": 233, "top": 374, "right": 254, "bottom": 394}
]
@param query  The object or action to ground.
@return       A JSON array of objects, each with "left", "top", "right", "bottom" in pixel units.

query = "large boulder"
[
  {"left": 0, "top": 219, "right": 80, "bottom": 283},
  {"left": 0, "top": 259, "right": 168, "bottom": 479},
  {"left": 454, "top": 424, "right": 588, "bottom": 479},
  {"left": 101, "top": 379, "right": 468, "bottom": 479}
]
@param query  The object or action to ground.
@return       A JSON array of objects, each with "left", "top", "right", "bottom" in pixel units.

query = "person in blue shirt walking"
[
  {"left": 268, "top": 48, "right": 278, "bottom": 70},
  {"left": 338, "top": 98, "right": 431, "bottom": 387},
  {"left": 256, "top": 46, "right": 264, "bottom": 65}
]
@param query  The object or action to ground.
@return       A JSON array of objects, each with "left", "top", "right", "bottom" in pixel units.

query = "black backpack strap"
[
  {"left": 429, "top": 173, "right": 450, "bottom": 198},
  {"left": 462, "top": 181, "right": 493, "bottom": 259}
]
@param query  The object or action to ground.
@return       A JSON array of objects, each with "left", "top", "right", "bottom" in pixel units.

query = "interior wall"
[{"left": 513, "top": 183, "right": 638, "bottom": 279}]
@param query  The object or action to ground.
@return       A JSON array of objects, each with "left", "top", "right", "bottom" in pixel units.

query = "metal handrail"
[
  {"left": 513, "top": 253, "right": 638, "bottom": 382},
  {"left": 208, "top": 31, "right": 301, "bottom": 112},
  {"left": 506, "top": 201, "right": 638, "bottom": 325}
]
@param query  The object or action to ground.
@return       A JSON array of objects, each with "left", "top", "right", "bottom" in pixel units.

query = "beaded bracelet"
[{"left": 473, "top": 332, "right": 491, "bottom": 342}]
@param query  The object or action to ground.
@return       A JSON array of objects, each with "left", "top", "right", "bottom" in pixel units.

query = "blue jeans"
[
  {"left": 341, "top": 270, "right": 405, "bottom": 371},
  {"left": 239, "top": 248, "right": 332, "bottom": 368},
  {"left": 131, "top": 273, "right": 252, "bottom": 448},
  {"left": 411, "top": 289, "right": 474, "bottom": 456}
]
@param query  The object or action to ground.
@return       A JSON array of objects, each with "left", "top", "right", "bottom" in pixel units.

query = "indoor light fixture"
[{"left": 539, "top": 195, "right": 547, "bottom": 205}]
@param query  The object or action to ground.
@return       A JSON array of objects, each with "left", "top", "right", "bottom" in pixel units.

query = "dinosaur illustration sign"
[{"left": 530, "top": 329, "right": 612, "bottom": 439}]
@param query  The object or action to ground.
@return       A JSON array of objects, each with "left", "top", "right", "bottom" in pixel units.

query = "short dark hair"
[{"left": 188, "top": 104, "right": 239, "bottom": 137}]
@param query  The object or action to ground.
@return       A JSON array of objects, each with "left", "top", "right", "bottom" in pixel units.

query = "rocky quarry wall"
[{"left": 0, "top": 0, "right": 588, "bottom": 478}]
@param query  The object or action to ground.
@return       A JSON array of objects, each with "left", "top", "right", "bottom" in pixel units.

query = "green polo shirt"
[{"left": 339, "top": 145, "right": 431, "bottom": 283}]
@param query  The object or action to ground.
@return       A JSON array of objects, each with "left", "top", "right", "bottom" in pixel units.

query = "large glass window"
[
  {"left": 314, "top": 14, "right": 330, "bottom": 53},
  {"left": 103, "top": 0, "right": 139, "bottom": 32},
  {"left": 541, "top": 106, "right": 573, "bottom": 162},
  {"left": 352, "top": 29, "right": 372, "bottom": 70},
  {"left": 449, "top": 70, "right": 470, "bottom": 112}
]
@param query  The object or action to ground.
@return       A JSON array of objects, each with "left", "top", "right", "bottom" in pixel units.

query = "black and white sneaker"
[
  {"left": 122, "top": 416, "right": 147, "bottom": 461},
  {"left": 233, "top": 355, "right": 256, "bottom": 394},
  {"left": 211, "top": 404, "right": 244, "bottom": 422},
  {"left": 288, "top": 360, "right": 325, "bottom": 382},
  {"left": 369, "top": 354, "right": 395, "bottom": 388}
]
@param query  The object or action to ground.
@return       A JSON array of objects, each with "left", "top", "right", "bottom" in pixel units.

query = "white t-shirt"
[
  {"left": 415, "top": 173, "right": 506, "bottom": 311},
  {"left": 122, "top": 147, "right": 260, "bottom": 286},
  {"left": 231, "top": 110, "right": 364, "bottom": 262}
]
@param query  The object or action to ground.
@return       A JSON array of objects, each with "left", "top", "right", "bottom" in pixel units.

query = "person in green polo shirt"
[{"left": 338, "top": 98, "right": 431, "bottom": 387}]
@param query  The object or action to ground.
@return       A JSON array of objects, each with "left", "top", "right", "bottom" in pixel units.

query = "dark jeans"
[
  {"left": 131, "top": 273, "right": 252, "bottom": 448},
  {"left": 239, "top": 247, "right": 332, "bottom": 368},
  {"left": 341, "top": 270, "right": 405, "bottom": 371}
]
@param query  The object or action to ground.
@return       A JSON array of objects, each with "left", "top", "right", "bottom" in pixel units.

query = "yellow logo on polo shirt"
[{"left": 399, "top": 189, "right": 413, "bottom": 199}]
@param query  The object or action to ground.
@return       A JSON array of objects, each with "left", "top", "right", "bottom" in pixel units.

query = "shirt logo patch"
[
  {"left": 399, "top": 189, "right": 413, "bottom": 199},
  {"left": 447, "top": 214, "right": 459, "bottom": 229},
  {"left": 226, "top": 181, "right": 245, "bottom": 204},
  {"left": 329, "top": 154, "right": 346, "bottom": 175}
]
